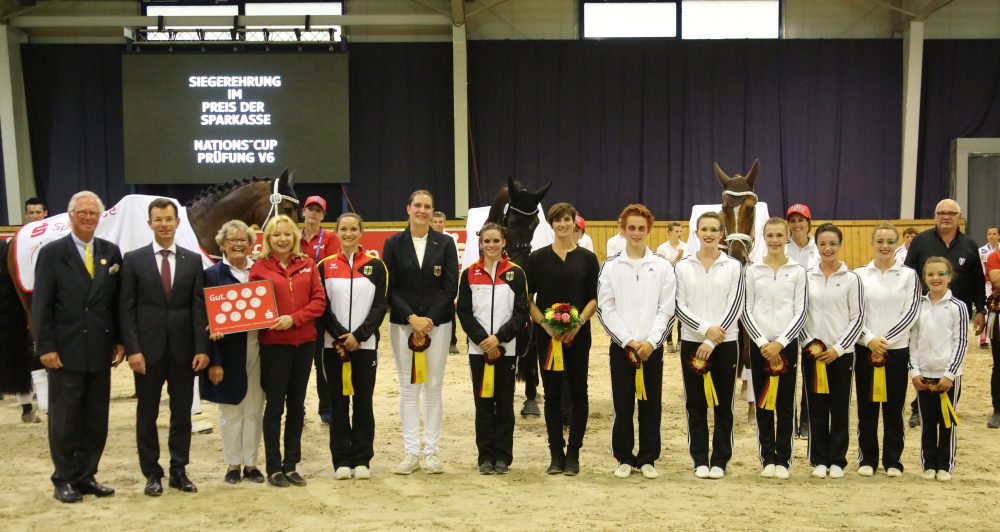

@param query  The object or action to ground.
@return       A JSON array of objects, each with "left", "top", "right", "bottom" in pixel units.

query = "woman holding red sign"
[
  {"left": 526, "top": 202, "right": 599, "bottom": 476},
  {"left": 741, "top": 217, "right": 807, "bottom": 480},
  {"left": 596, "top": 204, "right": 675, "bottom": 480},
  {"left": 456, "top": 223, "right": 529, "bottom": 475},
  {"left": 800, "top": 223, "right": 865, "bottom": 479},
  {"left": 249, "top": 214, "right": 326, "bottom": 488},
  {"left": 674, "top": 211, "right": 745, "bottom": 480}
]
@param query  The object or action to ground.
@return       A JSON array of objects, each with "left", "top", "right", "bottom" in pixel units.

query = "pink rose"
[{"left": 561, "top": 313, "right": 570, "bottom": 323}]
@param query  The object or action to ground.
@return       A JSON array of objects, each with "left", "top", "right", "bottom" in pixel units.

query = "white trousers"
[
  {"left": 390, "top": 322, "right": 451, "bottom": 456},
  {"left": 31, "top": 369, "right": 49, "bottom": 413},
  {"left": 218, "top": 338, "right": 265, "bottom": 466}
]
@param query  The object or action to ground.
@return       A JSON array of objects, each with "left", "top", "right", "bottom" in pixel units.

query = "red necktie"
[{"left": 160, "top": 249, "right": 172, "bottom": 300}]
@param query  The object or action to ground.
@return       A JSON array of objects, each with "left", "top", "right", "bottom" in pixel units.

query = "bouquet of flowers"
[{"left": 541, "top": 303, "right": 581, "bottom": 372}]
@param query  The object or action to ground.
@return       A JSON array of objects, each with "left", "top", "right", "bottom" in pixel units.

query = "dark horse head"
[
  {"left": 485, "top": 176, "right": 551, "bottom": 266},
  {"left": 714, "top": 160, "right": 759, "bottom": 264}
]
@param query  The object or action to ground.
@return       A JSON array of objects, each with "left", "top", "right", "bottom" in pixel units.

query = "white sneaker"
[
  {"left": 354, "top": 465, "right": 371, "bottom": 480},
  {"left": 858, "top": 465, "right": 874, "bottom": 477},
  {"left": 921, "top": 469, "right": 937, "bottom": 480},
  {"left": 708, "top": 466, "right": 725, "bottom": 479},
  {"left": 694, "top": 465, "right": 710, "bottom": 479},
  {"left": 613, "top": 464, "right": 632, "bottom": 479},
  {"left": 812, "top": 465, "right": 828, "bottom": 478},
  {"left": 936, "top": 470, "right": 952, "bottom": 481},
  {"left": 829, "top": 465, "right": 844, "bottom": 478},
  {"left": 886, "top": 467, "right": 902, "bottom": 477},
  {"left": 334, "top": 466, "right": 352, "bottom": 480},
  {"left": 394, "top": 454, "right": 420, "bottom": 475},
  {"left": 774, "top": 465, "right": 790, "bottom": 479},
  {"left": 760, "top": 464, "right": 776, "bottom": 478},
  {"left": 639, "top": 464, "right": 658, "bottom": 479},
  {"left": 422, "top": 453, "right": 444, "bottom": 474}
]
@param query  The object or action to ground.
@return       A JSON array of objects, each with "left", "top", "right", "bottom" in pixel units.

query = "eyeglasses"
[
  {"left": 72, "top": 210, "right": 100, "bottom": 218},
  {"left": 225, "top": 238, "right": 250, "bottom": 245},
  {"left": 935, "top": 211, "right": 959, "bottom": 217}
]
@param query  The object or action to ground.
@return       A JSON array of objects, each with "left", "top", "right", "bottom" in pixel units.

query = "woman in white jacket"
[
  {"left": 853, "top": 224, "right": 920, "bottom": 478},
  {"left": 597, "top": 204, "right": 675, "bottom": 480},
  {"left": 800, "top": 223, "right": 865, "bottom": 479},
  {"left": 674, "top": 211, "right": 744, "bottom": 480},
  {"left": 741, "top": 217, "right": 807, "bottom": 480}
]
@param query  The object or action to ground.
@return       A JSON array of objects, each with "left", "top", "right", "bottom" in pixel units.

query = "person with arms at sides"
[
  {"left": 527, "top": 202, "right": 599, "bottom": 476},
  {"left": 799, "top": 223, "right": 864, "bottom": 479},
  {"left": 977, "top": 226, "right": 999, "bottom": 349},
  {"left": 904, "top": 199, "right": 985, "bottom": 428},
  {"left": 910, "top": 257, "right": 968, "bottom": 481},
  {"left": 606, "top": 230, "right": 625, "bottom": 260},
  {"left": 317, "top": 213, "right": 387, "bottom": 481},
  {"left": 785, "top": 203, "right": 818, "bottom": 440},
  {"left": 249, "top": 215, "right": 326, "bottom": 487},
  {"left": 383, "top": 190, "right": 458, "bottom": 475},
  {"left": 894, "top": 227, "right": 918, "bottom": 264},
  {"left": 655, "top": 221, "right": 687, "bottom": 353},
  {"left": 120, "top": 198, "right": 210, "bottom": 496},
  {"left": 573, "top": 215, "right": 594, "bottom": 253},
  {"left": 300, "top": 195, "right": 339, "bottom": 425},
  {"left": 431, "top": 211, "right": 462, "bottom": 355},
  {"left": 597, "top": 205, "right": 675, "bottom": 480},
  {"left": 741, "top": 217, "right": 807, "bottom": 480},
  {"left": 674, "top": 211, "right": 744, "bottom": 480},
  {"left": 457, "top": 223, "right": 529, "bottom": 475},
  {"left": 33, "top": 191, "right": 123, "bottom": 503},
  {"left": 201, "top": 220, "right": 266, "bottom": 485},
  {"left": 853, "top": 224, "right": 920, "bottom": 478}
]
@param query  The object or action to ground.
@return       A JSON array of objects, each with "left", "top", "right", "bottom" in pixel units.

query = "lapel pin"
[{"left": 100, "top": 258, "right": 107, "bottom": 265}]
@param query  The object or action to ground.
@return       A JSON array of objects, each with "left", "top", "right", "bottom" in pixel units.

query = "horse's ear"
[
  {"left": 745, "top": 159, "right": 760, "bottom": 188},
  {"left": 714, "top": 162, "right": 731, "bottom": 187},
  {"left": 283, "top": 168, "right": 295, "bottom": 188},
  {"left": 506, "top": 176, "right": 517, "bottom": 196},
  {"left": 534, "top": 182, "right": 552, "bottom": 202}
]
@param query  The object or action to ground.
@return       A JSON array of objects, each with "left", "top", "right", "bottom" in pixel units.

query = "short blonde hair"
[
  {"left": 259, "top": 215, "right": 302, "bottom": 259},
  {"left": 214, "top": 220, "right": 257, "bottom": 254}
]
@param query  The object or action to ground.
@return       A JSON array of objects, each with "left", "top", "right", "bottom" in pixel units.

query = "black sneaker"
[
  {"left": 494, "top": 462, "right": 509, "bottom": 475},
  {"left": 908, "top": 412, "right": 921, "bottom": 429},
  {"left": 478, "top": 462, "right": 494, "bottom": 475},
  {"left": 285, "top": 471, "right": 307, "bottom": 486},
  {"left": 268, "top": 472, "right": 290, "bottom": 488},
  {"left": 988, "top": 412, "right": 1000, "bottom": 429}
]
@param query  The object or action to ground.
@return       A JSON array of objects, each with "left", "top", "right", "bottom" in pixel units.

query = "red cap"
[
  {"left": 575, "top": 214, "right": 586, "bottom": 230},
  {"left": 304, "top": 196, "right": 327, "bottom": 212},
  {"left": 786, "top": 203, "right": 811, "bottom": 220}
]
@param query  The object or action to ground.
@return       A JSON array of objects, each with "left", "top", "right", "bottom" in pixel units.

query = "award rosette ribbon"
[
  {"left": 479, "top": 346, "right": 505, "bottom": 399},
  {"left": 868, "top": 350, "right": 888, "bottom": 403},
  {"left": 686, "top": 354, "right": 718, "bottom": 407},
  {"left": 757, "top": 354, "right": 788, "bottom": 411},
  {"left": 332, "top": 339, "right": 353, "bottom": 396},
  {"left": 408, "top": 333, "right": 430, "bottom": 384},
  {"left": 803, "top": 339, "right": 830, "bottom": 394},
  {"left": 541, "top": 302, "right": 581, "bottom": 372},
  {"left": 626, "top": 346, "right": 648, "bottom": 401},
  {"left": 923, "top": 378, "right": 960, "bottom": 428}
]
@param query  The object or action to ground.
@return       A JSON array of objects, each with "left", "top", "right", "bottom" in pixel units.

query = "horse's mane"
[{"left": 185, "top": 176, "right": 270, "bottom": 208}]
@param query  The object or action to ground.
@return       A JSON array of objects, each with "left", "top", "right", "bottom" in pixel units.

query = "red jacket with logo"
[{"left": 250, "top": 254, "right": 326, "bottom": 346}]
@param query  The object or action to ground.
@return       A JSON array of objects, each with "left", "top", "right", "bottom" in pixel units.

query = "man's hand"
[
  {"left": 192, "top": 354, "right": 210, "bottom": 371},
  {"left": 129, "top": 352, "right": 147, "bottom": 375},
  {"left": 974, "top": 312, "right": 986, "bottom": 336},
  {"left": 112, "top": 344, "right": 126, "bottom": 368},
  {"left": 208, "top": 365, "right": 224, "bottom": 385},
  {"left": 40, "top": 352, "right": 62, "bottom": 369}
]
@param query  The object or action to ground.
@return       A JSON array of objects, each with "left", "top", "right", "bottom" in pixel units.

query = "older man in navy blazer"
[
  {"left": 33, "top": 191, "right": 124, "bottom": 503},
  {"left": 120, "top": 197, "right": 210, "bottom": 496}
]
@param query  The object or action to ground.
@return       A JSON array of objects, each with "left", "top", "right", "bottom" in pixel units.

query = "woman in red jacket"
[{"left": 249, "top": 214, "right": 326, "bottom": 488}]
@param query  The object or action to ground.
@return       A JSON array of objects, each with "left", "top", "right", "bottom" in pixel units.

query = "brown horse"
[{"left": 714, "top": 159, "right": 759, "bottom": 264}]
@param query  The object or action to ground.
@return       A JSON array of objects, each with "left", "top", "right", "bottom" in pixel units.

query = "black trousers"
[
  {"left": 917, "top": 377, "right": 961, "bottom": 473},
  {"left": 47, "top": 368, "right": 110, "bottom": 486},
  {"left": 749, "top": 341, "right": 798, "bottom": 468},
  {"left": 536, "top": 327, "right": 591, "bottom": 451},
  {"left": 260, "top": 342, "right": 314, "bottom": 475},
  {"left": 855, "top": 345, "right": 909, "bottom": 471},
  {"left": 323, "top": 347, "right": 378, "bottom": 469},
  {"left": 469, "top": 355, "right": 517, "bottom": 466},
  {"left": 135, "top": 353, "right": 194, "bottom": 478},
  {"left": 314, "top": 323, "right": 329, "bottom": 417},
  {"left": 803, "top": 352, "right": 854, "bottom": 468},
  {"left": 609, "top": 344, "right": 663, "bottom": 467},
  {"left": 680, "top": 340, "right": 738, "bottom": 469},
  {"left": 991, "top": 319, "right": 1000, "bottom": 411}
]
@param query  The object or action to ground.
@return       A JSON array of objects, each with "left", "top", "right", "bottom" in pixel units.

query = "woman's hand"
[
  {"left": 562, "top": 323, "right": 582, "bottom": 345},
  {"left": 705, "top": 325, "right": 726, "bottom": 344},
  {"left": 209, "top": 331, "right": 225, "bottom": 341},
  {"left": 484, "top": 346, "right": 502, "bottom": 363},
  {"left": 696, "top": 342, "right": 715, "bottom": 361},
  {"left": 270, "top": 315, "right": 295, "bottom": 331},
  {"left": 339, "top": 333, "right": 360, "bottom": 352},
  {"left": 635, "top": 341, "right": 655, "bottom": 361},
  {"left": 208, "top": 365, "right": 224, "bottom": 385},
  {"left": 408, "top": 315, "right": 434, "bottom": 335},
  {"left": 479, "top": 335, "right": 500, "bottom": 353},
  {"left": 867, "top": 337, "right": 889, "bottom": 356},
  {"left": 761, "top": 341, "right": 782, "bottom": 360},
  {"left": 937, "top": 376, "right": 954, "bottom": 393},
  {"left": 541, "top": 322, "right": 562, "bottom": 342},
  {"left": 817, "top": 348, "right": 839, "bottom": 364},
  {"left": 912, "top": 375, "right": 927, "bottom": 391}
]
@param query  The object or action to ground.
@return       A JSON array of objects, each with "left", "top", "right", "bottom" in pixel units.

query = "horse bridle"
[
  {"left": 261, "top": 177, "right": 300, "bottom": 230},
  {"left": 502, "top": 202, "right": 538, "bottom": 257},
  {"left": 721, "top": 190, "right": 757, "bottom": 256}
]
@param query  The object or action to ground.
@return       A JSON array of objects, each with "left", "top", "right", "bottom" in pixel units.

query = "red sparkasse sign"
[{"left": 205, "top": 280, "right": 279, "bottom": 335}]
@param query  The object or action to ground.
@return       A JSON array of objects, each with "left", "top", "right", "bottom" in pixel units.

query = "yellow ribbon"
[
  {"left": 545, "top": 339, "right": 564, "bottom": 372},
  {"left": 941, "top": 393, "right": 960, "bottom": 429},
  {"left": 635, "top": 362, "right": 647, "bottom": 401},
  {"left": 872, "top": 366, "right": 887, "bottom": 403},
  {"left": 341, "top": 360, "right": 354, "bottom": 396},
  {"left": 704, "top": 371, "right": 719, "bottom": 408},
  {"left": 814, "top": 360, "right": 830, "bottom": 394},
  {"left": 411, "top": 350, "right": 427, "bottom": 384},
  {"left": 759, "top": 375, "right": 779, "bottom": 411},
  {"left": 480, "top": 363, "right": 495, "bottom": 398}
]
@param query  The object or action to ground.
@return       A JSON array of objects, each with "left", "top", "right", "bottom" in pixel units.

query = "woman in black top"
[{"left": 526, "top": 202, "right": 599, "bottom": 476}]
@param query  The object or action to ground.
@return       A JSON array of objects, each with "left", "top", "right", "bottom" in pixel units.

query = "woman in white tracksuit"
[
  {"left": 597, "top": 204, "right": 675, "bottom": 480},
  {"left": 741, "top": 217, "right": 807, "bottom": 480},
  {"left": 675, "top": 211, "right": 744, "bottom": 480},
  {"left": 800, "top": 223, "right": 865, "bottom": 479}
]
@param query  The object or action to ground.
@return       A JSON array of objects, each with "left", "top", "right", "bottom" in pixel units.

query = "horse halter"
[
  {"left": 261, "top": 177, "right": 300, "bottom": 230},
  {"left": 721, "top": 189, "right": 758, "bottom": 254},
  {"left": 502, "top": 202, "right": 538, "bottom": 257}
]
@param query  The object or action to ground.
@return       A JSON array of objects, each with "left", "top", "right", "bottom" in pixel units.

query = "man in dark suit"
[
  {"left": 120, "top": 197, "right": 210, "bottom": 496},
  {"left": 33, "top": 191, "right": 124, "bottom": 503}
]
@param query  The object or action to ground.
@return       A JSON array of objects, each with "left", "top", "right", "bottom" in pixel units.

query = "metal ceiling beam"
[
  {"left": 913, "top": 0, "right": 955, "bottom": 21},
  {"left": 8, "top": 14, "right": 451, "bottom": 29}
]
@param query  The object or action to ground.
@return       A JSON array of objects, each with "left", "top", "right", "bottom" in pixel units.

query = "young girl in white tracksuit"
[
  {"left": 800, "top": 223, "right": 865, "bottom": 479},
  {"left": 456, "top": 223, "right": 529, "bottom": 475},
  {"left": 910, "top": 257, "right": 968, "bottom": 481},
  {"left": 675, "top": 211, "right": 744, "bottom": 480},
  {"left": 597, "top": 204, "right": 676, "bottom": 480},
  {"left": 741, "top": 217, "right": 807, "bottom": 480}
]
